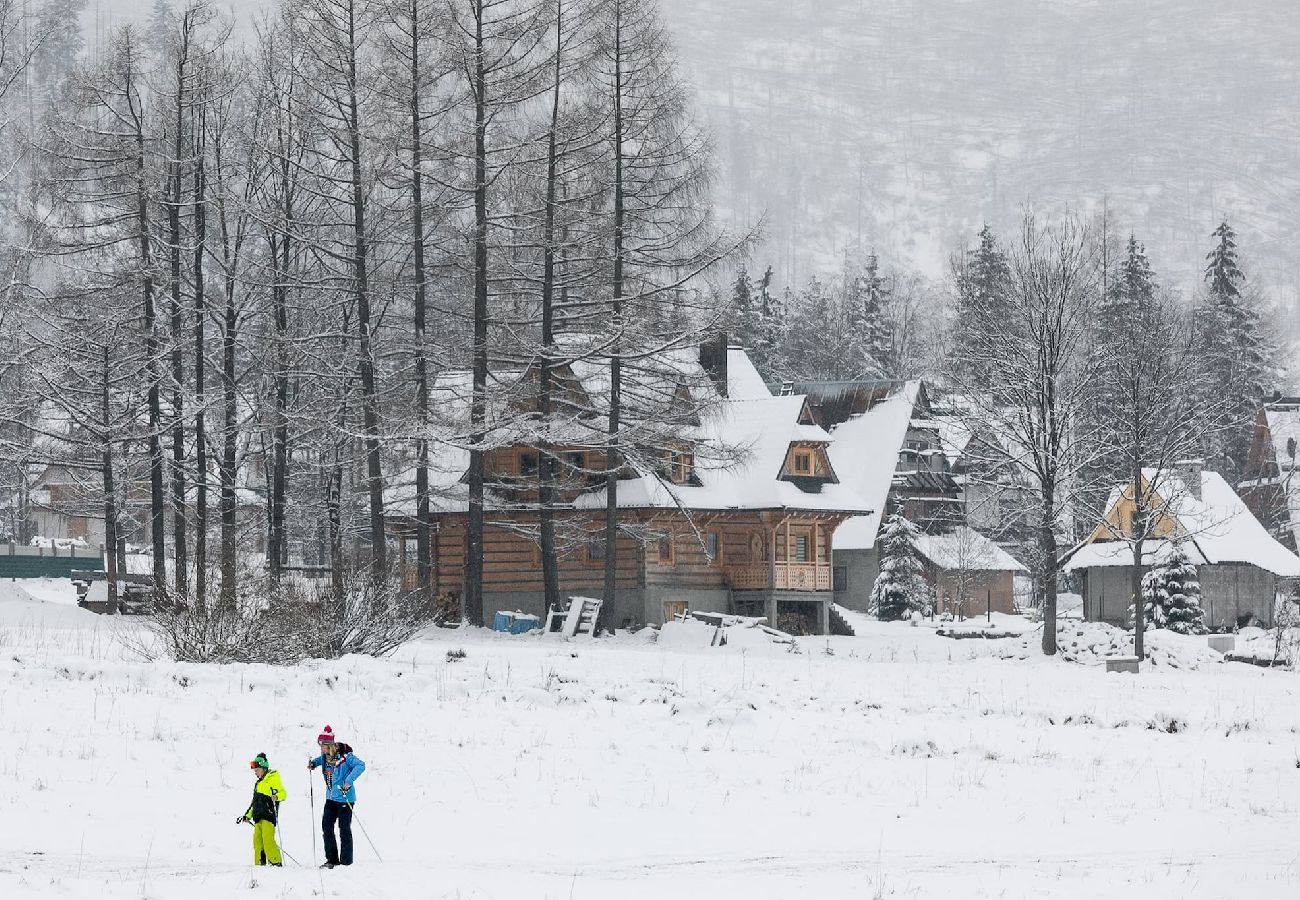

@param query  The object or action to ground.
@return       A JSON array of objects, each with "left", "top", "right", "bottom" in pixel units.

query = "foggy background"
[{"left": 87, "top": 0, "right": 1300, "bottom": 308}]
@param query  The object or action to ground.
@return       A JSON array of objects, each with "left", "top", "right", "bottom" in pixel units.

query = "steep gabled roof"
[
  {"left": 826, "top": 381, "right": 923, "bottom": 550},
  {"left": 1065, "top": 468, "right": 1300, "bottom": 577},
  {"left": 386, "top": 348, "right": 872, "bottom": 518},
  {"left": 576, "top": 394, "right": 867, "bottom": 513}
]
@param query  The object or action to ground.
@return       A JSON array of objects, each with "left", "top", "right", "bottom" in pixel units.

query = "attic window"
[
  {"left": 793, "top": 451, "right": 812, "bottom": 474},
  {"left": 671, "top": 451, "right": 694, "bottom": 483}
]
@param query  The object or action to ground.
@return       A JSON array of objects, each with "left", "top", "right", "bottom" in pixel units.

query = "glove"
[
  {"left": 307, "top": 760, "right": 316, "bottom": 770},
  {"left": 236, "top": 815, "right": 249, "bottom": 824}
]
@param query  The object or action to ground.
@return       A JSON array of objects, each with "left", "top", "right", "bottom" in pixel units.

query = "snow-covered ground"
[{"left": 4, "top": 580, "right": 1300, "bottom": 899}]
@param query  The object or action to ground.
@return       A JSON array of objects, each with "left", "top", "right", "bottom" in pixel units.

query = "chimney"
[
  {"left": 699, "top": 332, "right": 729, "bottom": 397},
  {"left": 1175, "top": 459, "right": 1203, "bottom": 500}
]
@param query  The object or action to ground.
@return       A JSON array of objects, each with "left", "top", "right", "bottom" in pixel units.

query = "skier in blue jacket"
[{"left": 308, "top": 725, "right": 367, "bottom": 868}]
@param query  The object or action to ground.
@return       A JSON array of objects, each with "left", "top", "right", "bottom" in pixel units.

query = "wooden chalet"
[{"left": 386, "top": 345, "right": 872, "bottom": 634}]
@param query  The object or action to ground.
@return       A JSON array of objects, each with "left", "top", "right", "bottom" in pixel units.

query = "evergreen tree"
[
  {"left": 1141, "top": 545, "right": 1207, "bottom": 635},
  {"left": 1196, "top": 221, "right": 1271, "bottom": 479},
  {"left": 845, "top": 251, "right": 891, "bottom": 378},
  {"left": 749, "top": 265, "right": 783, "bottom": 375},
  {"left": 951, "top": 224, "right": 1010, "bottom": 385},
  {"left": 1083, "top": 234, "right": 1158, "bottom": 518},
  {"left": 870, "top": 511, "right": 933, "bottom": 621}
]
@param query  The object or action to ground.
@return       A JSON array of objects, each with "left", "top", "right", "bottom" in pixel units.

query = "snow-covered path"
[{"left": 3, "top": 584, "right": 1298, "bottom": 898}]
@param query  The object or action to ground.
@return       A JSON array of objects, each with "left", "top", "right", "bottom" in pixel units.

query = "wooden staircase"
[{"left": 828, "top": 604, "right": 856, "bottom": 637}]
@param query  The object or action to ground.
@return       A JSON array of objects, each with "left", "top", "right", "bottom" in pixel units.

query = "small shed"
[{"left": 914, "top": 526, "right": 1026, "bottom": 617}]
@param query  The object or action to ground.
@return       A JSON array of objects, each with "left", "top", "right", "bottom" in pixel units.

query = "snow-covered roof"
[
  {"left": 575, "top": 394, "right": 868, "bottom": 513},
  {"left": 726, "top": 346, "right": 772, "bottom": 400},
  {"left": 914, "top": 526, "right": 1026, "bottom": 572},
  {"left": 386, "top": 347, "right": 871, "bottom": 518},
  {"left": 827, "top": 381, "right": 922, "bottom": 551},
  {"left": 1064, "top": 468, "right": 1300, "bottom": 577}
]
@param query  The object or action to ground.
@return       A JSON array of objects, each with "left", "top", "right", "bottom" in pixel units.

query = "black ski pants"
[{"left": 322, "top": 799, "right": 354, "bottom": 866}]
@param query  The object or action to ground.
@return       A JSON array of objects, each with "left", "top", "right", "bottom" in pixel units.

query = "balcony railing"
[{"left": 725, "top": 563, "right": 831, "bottom": 592}]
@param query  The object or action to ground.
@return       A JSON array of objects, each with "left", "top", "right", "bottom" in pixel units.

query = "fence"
[{"left": 0, "top": 544, "right": 104, "bottom": 579}]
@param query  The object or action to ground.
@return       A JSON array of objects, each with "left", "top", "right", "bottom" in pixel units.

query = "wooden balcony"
[{"left": 725, "top": 563, "right": 831, "bottom": 592}]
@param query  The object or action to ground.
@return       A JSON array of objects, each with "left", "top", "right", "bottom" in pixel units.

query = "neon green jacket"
[{"left": 245, "top": 770, "right": 287, "bottom": 824}]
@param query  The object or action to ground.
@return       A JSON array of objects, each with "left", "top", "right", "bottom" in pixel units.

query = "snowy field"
[{"left": 3, "top": 581, "right": 1300, "bottom": 899}]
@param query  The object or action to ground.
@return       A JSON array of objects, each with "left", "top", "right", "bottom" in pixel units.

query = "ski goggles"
[{"left": 249, "top": 758, "right": 269, "bottom": 769}]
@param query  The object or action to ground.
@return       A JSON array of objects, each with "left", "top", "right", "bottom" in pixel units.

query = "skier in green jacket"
[{"left": 237, "top": 753, "right": 286, "bottom": 866}]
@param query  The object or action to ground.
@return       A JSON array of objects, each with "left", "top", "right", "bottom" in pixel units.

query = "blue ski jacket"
[{"left": 310, "top": 750, "right": 366, "bottom": 804}]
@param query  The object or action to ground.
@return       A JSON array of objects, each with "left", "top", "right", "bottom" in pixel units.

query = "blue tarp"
[{"left": 492, "top": 611, "right": 540, "bottom": 634}]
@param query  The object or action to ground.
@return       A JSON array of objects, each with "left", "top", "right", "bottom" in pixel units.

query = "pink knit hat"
[{"left": 317, "top": 725, "right": 337, "bottom": 744}]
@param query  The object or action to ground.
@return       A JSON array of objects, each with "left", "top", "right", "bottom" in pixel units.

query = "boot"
[{"left": 320, "top": 862, "right": 336, "bottom": 870}]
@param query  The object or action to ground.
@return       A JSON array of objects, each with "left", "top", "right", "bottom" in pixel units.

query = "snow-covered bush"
[
  {"left": 870, "top": 512, "right": 933, "bottom": 621},
  {"left": 1141, "top": 544, "right": 1206, "bottom": 635}
]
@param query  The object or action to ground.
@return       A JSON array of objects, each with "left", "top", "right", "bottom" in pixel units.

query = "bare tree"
[
  {"left": 955, "top": 213, "right": 1102, "bottom": 656},
  {"left": 1082, "top": 235, "right": 1221, "bottom": 663}
]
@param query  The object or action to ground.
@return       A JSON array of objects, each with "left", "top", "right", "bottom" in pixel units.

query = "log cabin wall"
[{"left": 412, "top": 508, "right": 849, "bottom": 628}]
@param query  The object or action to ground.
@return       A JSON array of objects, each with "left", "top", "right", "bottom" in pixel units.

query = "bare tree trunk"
[
  {"left": 1039, "top": 488, "right": 1058, "bottom": 655},
  {"left": 192, "top": 97, "right": 208, "bottom": 611},
  {"left": 407, "top": 0, "right": 432, "bottom": 600},
  {"left": 130, "top": 63, "right": 168, "bottom": 597},
  {"left": 599, "top": 3, "right": 626, "bottom": 634},
  {"left": 101, "top": 346, "right": 119, "bottom": 606},
  {"left": 342, "top": 0, "right": 386, "bottom": 584},
  {"left": 167, "top": 25, "right": 191, "bottom": 600},
  {"left": 537, "top": 0, "right": 564, "bottom": 617},
  {"left": 169, "top": 206, "right": 188, "bottom": 599},
  {"left": 1131, "top": 445, "right": 1146, "bottom": 663},
  {"left": 219, "top": 263, "right": 237, "bottom": 607},
  {"left": 465, "top": 0, "right": 488, "bottom": 627}
]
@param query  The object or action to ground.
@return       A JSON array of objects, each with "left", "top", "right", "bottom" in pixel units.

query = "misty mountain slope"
[
  {"left": 661, "top": 0, "right": 1300, "bottom": 294},
  {"left": 93, "top": 0, "right": 1300, "bottom": 297}
]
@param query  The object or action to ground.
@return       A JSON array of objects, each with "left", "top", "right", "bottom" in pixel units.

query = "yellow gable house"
[{"left": 1064, "top": 461, "right": 1300, "bottom": 628}]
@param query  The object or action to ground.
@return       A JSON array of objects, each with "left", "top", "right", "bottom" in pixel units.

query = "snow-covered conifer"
[
  {"left": 870, "top": 511, "right": 932, "bottom": 621},
  {"left": 1141, "top": 545, "right": 1207, "bottom": 635}
]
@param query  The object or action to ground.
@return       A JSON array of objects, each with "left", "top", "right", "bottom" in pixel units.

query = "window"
[
  {"left": 519, "top": 452, "right": 539, "bottom": 477},
  {"left": 658, "top": 535, "right": 675, "bottom": 565},
  {"left": 794, "top": 534, "right": 809, "bottom": 562},
  {"left": 833, "top": 566, "right": 847, "bottom": 592},
  {"left": 670, "top": 451, "right": 694, "bottom": 483},
  {"left": 705, "top": 531, "right": 720, "bottom": 562},
  {"left": 793, "top": 451, "right": 812, "bottom": 474},
  {"left": 587, "top": 533, "right": 606, "bottom": 563},
  {"left": 567, "top": 451, "right": 586, "bottom": 472}
]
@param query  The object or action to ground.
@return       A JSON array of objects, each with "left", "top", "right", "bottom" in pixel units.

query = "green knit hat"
[{"left": 249, "top": 753, "right": 269, "bottom": 770}]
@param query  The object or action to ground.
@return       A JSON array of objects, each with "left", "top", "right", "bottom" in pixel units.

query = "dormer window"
[
  {"left": 669, "top": 451, "right": 694, "bottom": 483},
  {"left": 793, "top": 451, "right": 812, "bottom": 474}
]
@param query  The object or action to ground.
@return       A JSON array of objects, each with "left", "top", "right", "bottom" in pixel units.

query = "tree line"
[
  {"left": 0, "top": 0, "right": 738, "bottom": 628},
  {"left": 735, "top": 213, "right": 1276, "bottom": 654}
]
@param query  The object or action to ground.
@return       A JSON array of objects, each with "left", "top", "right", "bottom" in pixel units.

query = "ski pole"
[
  {"left": 308, "top": 769, "right": 318, "bottom": 867},
  {"left": 273, "top": 800, "right": 302, "bottom": 868},
  {"left": 346, "top": 803, "right": 383, "bottom": 862}
]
